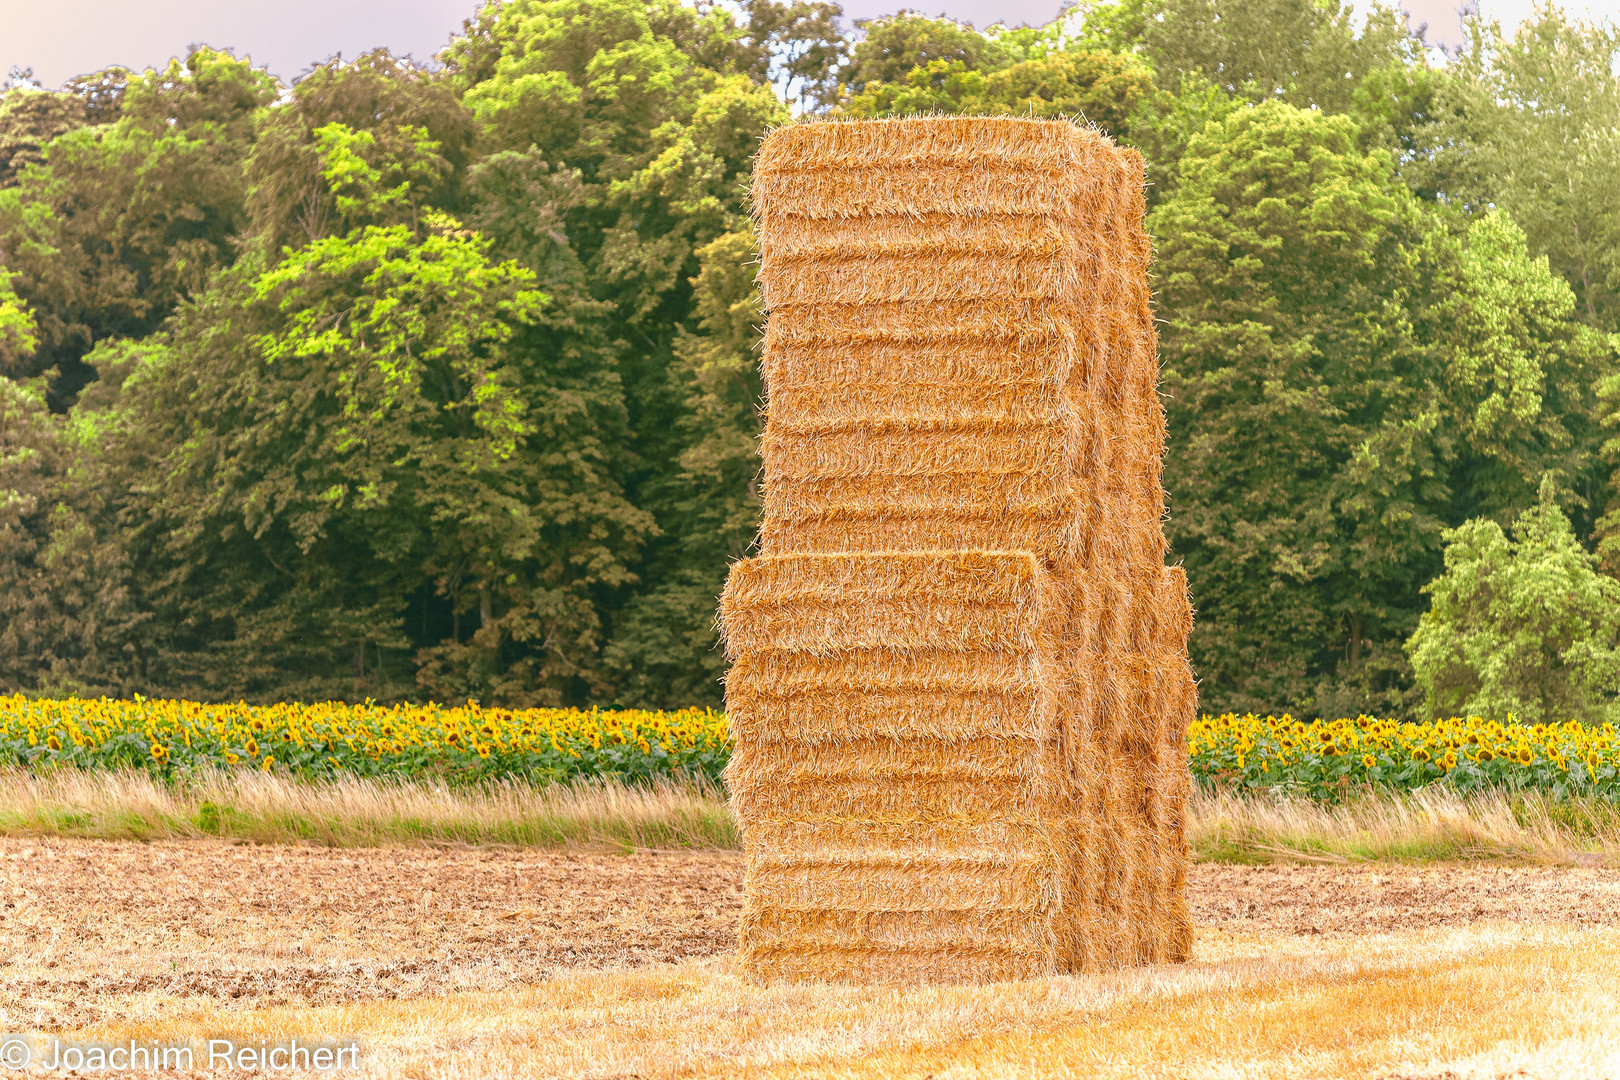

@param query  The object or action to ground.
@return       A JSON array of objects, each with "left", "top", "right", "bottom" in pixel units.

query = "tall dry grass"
[
  {"left": 0, "top": 767, "right": 736, "bottom": 850},
  {"left": 1187, "top": 785, "right": 1620, "bottom": 864},
  {"left": 1, "top": 767, "right": 1616, "bottom": 863}
]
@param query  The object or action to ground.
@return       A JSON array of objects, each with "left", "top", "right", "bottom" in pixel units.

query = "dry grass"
[
  {"left": 2, "top": 767, "right": 1618, "bottom": 865},
  {"left": 1187, "top": 785, "right": 1620, "bottom": 864},
  {"left": 54, "top": 924, "right": 1620, "bottom": 1078},
  {"left": 0, "top": 767, "right": 736, "bottom": 850}
]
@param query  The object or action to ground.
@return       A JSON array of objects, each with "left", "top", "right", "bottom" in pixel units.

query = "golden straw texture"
[{"left": 720, "top": 116, "right": 1193, "bottom": 984}]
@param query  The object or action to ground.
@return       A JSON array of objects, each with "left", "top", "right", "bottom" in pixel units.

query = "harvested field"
[
  {"left": 1, "top": 840, "right": 742, "bottom": 1029},
  {"left": 4, "top": 839, "right": 1620, "bottom": 1077}
]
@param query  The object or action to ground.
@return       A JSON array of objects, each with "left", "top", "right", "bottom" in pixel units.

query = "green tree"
[
  {"left": 87, "top": 114, "right": 651, "bottom": 703},
  {"left": 0, "top": 49, "right": 276, "bottom": 404},
  {"left": 1127, "top": 71, "right": 1243, "bottom": 204},
  {"left": 1440, "top": 209, "right": 1609, "bottom": 525},
  {"left": 0, "top": 86, "right": 90, "bottom": 187},
  {"left": 451, "top": 0, "right": 781, "bottom": 339},
  {"left": 0, "top": 375, "right": 83, "bottom": 689},
  {"left": 843, "top": 50, "right": 1157, "bottom": 139},
  {"left": 450, "top": 0, "right": 787, "bottom": 704},
  {"left": 1061, "top": 0, "right": 1153, "bottom": 54},
  {"left": 1154, "top": 101, "right": 1448, "bottom": 715},
  {"left": 837, "top": 11, "right": 1012, "bottom": 94},
  {"left": 1348, "top": 60, "right": 1441, "bottom": 159},
  {"left": 743, "top": 1, "right": 849, "bottom": 112},
  {"left": 1408, "top": 484, "right": 1620, "bottom": 723},
  {"left": 0, "top": 268, "right": 35, "bottom": 363},
  {"left": 602, "top": 228, "right": 761, "bottom": 706},
  {"left": 1142, "top": 0, "right": 1418, "bottom": 115},
  {"left": 0, "top": 317, "right": 142, "bottom": 695},
  {"left": 244, "top": 50, "right": 475, "bottom": 254},
  {"left": 1436, "top": 9, "right": 1620, "bottom": 329}
]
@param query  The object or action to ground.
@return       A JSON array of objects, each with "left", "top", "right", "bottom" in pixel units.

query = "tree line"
[{"left": 1, "top": 0, "right": 1618, "bottom": 720}]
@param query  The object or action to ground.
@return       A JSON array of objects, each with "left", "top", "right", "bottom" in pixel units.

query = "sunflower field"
[
  {"left": 0, "top": 694, "right": 729, "bottom": 786},
  {"left": 4, "top": 695, "right": 1620, "bottom": 800},
  {"left": 1189, "top": 713, "right": 1620, "bottom": 799}
]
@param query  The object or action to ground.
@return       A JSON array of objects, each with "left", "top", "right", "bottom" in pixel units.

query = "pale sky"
[{"left": 1, "top": 0, "right": 1616, "bottom": 90}]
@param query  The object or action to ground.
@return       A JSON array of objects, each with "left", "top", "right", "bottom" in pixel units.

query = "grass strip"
[
  {"left": 0, "top": 767, "right": 1615, "bottom": 863},
  {"left": 0, "top": 767, "right": 737, "bottom": 850},
  {"left": 1186, "top": 785, "right": 1620, "bottom": 863}
]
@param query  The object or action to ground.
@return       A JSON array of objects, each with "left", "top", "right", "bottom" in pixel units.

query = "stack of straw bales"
[{"left": 720, "top": 116, "right": 1195, "bottom": 984}]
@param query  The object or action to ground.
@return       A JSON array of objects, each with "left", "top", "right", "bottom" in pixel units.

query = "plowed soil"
[{"left": 2, "top": 838, "right": 1617, "bottom": 1031}]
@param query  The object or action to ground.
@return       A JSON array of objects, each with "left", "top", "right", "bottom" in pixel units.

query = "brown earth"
[
  {"left": 1192, "top": 862, "right": 1620, "bottom": 934},
  {"left": 2, "top": 838, "right": 1617, "bottom": 1031}
]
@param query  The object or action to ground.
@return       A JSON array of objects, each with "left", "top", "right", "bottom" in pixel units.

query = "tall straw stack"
[{"left": 720, "top": 116, "right": 1195, "bottom": 984}]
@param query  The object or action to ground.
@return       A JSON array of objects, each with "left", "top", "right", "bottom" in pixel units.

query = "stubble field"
[{"left": 4, "top": 839, "right": 1620, "bottom": 1078}]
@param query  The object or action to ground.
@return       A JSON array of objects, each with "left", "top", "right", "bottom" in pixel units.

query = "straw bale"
[
  {"left": 762, "top": 424, "right": 1076, "bottom": 482},
  {"left": 723, "top": 602, "right": 1040, "bottom": 657},
  {"left": 741, "top": 818, "right": 1052, "bottom": 856},
  {"left": 725, "top": 115, "right": 1191, "bottom": 984},
  {"left": 747, "top": 857, "right": 1057, "bottom": 912},
  {"left": 735, "top": 736, "right": 1044, "bottom": 784},
  {"left": 726, "top": 687, "right": 1044, "bottom": 745},
  {"left": 754, "top": 115, "right": 1105, "bottom": 174},
  {"left": 727, "top": 648, "right": 1051, "bottom": 697},
  {"left": 767, "top": 380, "right": 1064, "bottom": 431},
  {"left": 759, "top": 513, "right": 1087, "bottom": 562},
  {"left": 762, "top": 253, "right": 1100, "bottom": 307},
  {"left": 728, "top": 776, "right": 1060, "bottom": 823},
  {"left": 753, "top": 167, "right": 1096, "bottom": 222},
  {"left": 1158, "top": 566, "right": 1195, "bottom": 649},
  {"left": 762, "top": 299, "right": 1084, "bottom": 353},
  {"left": 762, "top": 349, "right": 1074, "bottom": 404},
  {"left": 721, "top": 548, "right": 1051, "bottom": 602},
  {"left": 763, "top": 471, "right": 1080, "bottom": 512},
  {"left": 758, "top": 212, "right": 1089, "bottom": 261}
]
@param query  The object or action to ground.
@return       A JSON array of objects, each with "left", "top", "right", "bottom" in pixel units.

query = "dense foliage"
[
  {"left": 1409, "top": 487, "right": 1620, "bottom": 723},
  {"left": 3, "top": 0, "right": 1620, "bottom": 720}
]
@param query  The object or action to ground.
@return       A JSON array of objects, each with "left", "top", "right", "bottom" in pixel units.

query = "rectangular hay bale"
[{"left": 723, "top": 116, "right": 1194, "bottom": 984}]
